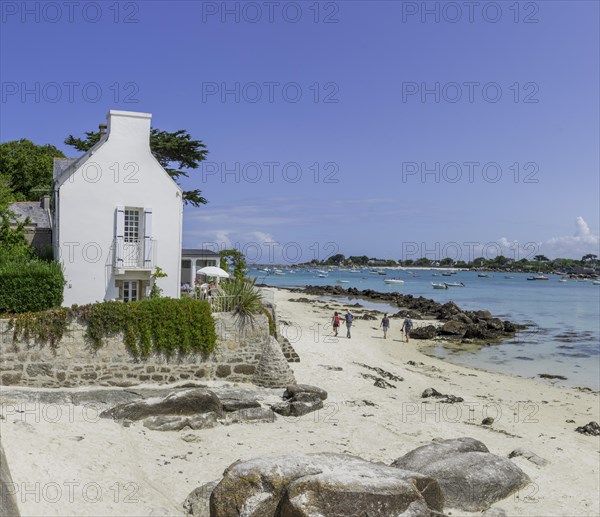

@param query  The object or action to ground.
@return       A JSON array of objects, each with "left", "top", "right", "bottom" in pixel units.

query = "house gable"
[
  {"left": 53, "top": 110, "right": 184, "bottom": 305},
  {"left": 54, "top": 110, "right": 182, "bottom": 196}
]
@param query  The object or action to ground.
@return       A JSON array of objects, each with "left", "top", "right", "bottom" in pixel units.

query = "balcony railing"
[
  {"left": 114, "top": 238, "right": 155, "bottom": 271},
  {"left": 209, "top": 294, "right": 240, "bottom": 313},
  {"left": 184, "top": 287, "right": 240, "bottom": 313}
]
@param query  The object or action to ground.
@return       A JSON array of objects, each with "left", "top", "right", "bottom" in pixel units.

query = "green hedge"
[
  {"left": 0, "top": 257, "right": 64, "bottom": 313},
  {"left": 81, "top": 297, "right": 218, "bottom": 357},
  {"left": 10, "top": 298, "right": 218, "bottom": 358}
]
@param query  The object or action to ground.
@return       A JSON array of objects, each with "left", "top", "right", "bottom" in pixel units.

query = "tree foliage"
[
  {"left": 325, "top": 253, "right": 345, "bottom": 265},
  {"left": 220, "top": 249, "right": 247, "bottom": 281},
  {"left": 0, "top": 139, "right": 65, "bottom": 201},
  {"left": 64, "top": 127, "right": 209, "bottom": 206},
  {"left": 581, "top": 254, "right": 598, "bottom": 264},
  {"left": 0, "top": 176, "right": 32, "bottom": 254}
]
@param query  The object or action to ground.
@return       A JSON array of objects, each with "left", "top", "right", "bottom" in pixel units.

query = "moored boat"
[
  {"left": 431, "top": 282, "right": 449, "bottom": 289},
  {"left": 444, "top": 282, "right": 465, "bottom": 287},
  {"left": 383, "top": 278, "right": 404, "bottom": 284}
]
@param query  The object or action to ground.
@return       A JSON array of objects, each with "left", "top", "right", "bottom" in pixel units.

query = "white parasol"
[{"left": 196, "top": 266, "right": 230, "bottom": 280}]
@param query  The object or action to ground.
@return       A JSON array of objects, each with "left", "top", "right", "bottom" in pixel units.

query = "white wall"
[{"left": 54, "top": 110, "right": 183, "bottom": 306}]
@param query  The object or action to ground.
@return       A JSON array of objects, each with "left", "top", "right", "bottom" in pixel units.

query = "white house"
[
  {"left": 181, "top": 249, "right": 221, "bottom": 286},
  {"left": 52, "top": 110, "right": 183, "bottom": 306}
]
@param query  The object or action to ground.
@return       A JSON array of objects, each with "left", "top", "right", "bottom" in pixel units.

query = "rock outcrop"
[
  {"left": 391, "top": 437, "right": 530, "bottom": 511},
  {"left": 98, "top": 386, "right": 278, "bottom": 431},
  {"left": 271, "top": 384, "right": 327, "bottom": 417},
  {"left": 410, "top": 325, "right": 438, "bottom": 340},
  {"left": 99, "top": 388, "right": 224, "bottom": 421},
  {"left": 575, "top": 421, "right": 600, "bottom": 436},
  {"left": 286, "top": 286, "right": 523, "bottom": 344},
  {"left": 422, "top": 388, "right": 464, "bottom": 404},
  {"left": 208, "top": 453, "right": 444, "bottom": 517}
]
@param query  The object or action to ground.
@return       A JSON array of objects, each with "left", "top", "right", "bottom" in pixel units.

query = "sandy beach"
[{"left": 1, "top": 287, "right": 599, "bottom": 516}]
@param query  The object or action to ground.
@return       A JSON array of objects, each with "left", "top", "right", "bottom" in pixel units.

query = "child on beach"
[
  {"left": 380, "top": 314, "right": 390, "bottom": 339},
  {"left": 332, "top": 312, "right": 340, "bottom": 337},
  {"left": 401, "top": 316, "right": 413, "bottom": 343}
]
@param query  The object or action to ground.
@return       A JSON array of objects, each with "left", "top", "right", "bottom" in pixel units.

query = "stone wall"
[
  {"left": 262, "top": 299, "right": 300, "bottom": 363},
  {"left": 280, "top": 336, "right": 301, "bottom": 363},
  {"left": 0, "top": 313, "right": 295, "bottom": 389}
]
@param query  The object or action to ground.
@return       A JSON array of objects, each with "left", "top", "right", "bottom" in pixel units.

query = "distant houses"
[
  {"left": 7, "top": 196, "right": 52, "bottom": 253},
  {"left": 181, "top": 249, "right": 220, "bottom": 286}
]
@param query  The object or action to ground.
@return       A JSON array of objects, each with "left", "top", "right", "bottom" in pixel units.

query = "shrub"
[
  {"left": 9, "top": 297, "right": 218, "bottom": 358},
  {"left": 9, "top": 307, "right": 69, "bottom": 350},
  {"left": 0, "top": 252, "right": 65, "bottom": 313},
  {"left": 81, "top": 297, "right": 217, "bottom": 357},
  {"left": 219, "top": 278, "right": 263, "bottom": 327}
]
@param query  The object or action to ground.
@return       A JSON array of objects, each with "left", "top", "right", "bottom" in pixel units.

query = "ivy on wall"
[{"left": 9, "top": 298, "right": 217, "bottom": 358}]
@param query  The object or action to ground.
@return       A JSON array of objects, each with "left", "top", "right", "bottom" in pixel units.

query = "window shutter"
[
  {"left": 115, "top": 206, "right": 125, "bottom": 269},
  {"left": 143, "top": 207, "right": 153, "bottom": 267}
]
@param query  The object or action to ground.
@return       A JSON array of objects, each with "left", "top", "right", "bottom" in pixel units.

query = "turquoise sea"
[{"left": 249, "top": 268, "right": 600, "bottom": 390}]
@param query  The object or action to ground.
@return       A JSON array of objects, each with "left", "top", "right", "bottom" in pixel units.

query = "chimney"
[
  {"left": 106, "top": 110, "right": 152, "bottom": 149},
  {"left": 99, "top": 123, "right": 107, "bottom": 137},
  {"left": 40, "top": 195, "right": 50, "bottom": 210}
]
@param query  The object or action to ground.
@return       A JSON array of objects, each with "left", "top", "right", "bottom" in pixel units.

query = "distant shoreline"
[{"left": 251, "top": 265, "right": 599, "bottom": 278}]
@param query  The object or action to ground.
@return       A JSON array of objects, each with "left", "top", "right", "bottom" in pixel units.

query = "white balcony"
[{"left": 114, "top": 238, "right": 155, "bottom": 272}]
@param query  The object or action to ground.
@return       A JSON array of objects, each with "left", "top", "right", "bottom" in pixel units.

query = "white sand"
[{"left": 1, "top": 287, "right": 598, "bottom": 516}]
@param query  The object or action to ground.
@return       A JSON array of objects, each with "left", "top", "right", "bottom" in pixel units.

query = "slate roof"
[
  {"left": 8, "top": 201, "right": 51, "bottom": 229},
  {"left": 182, "top": 249, "right": 220, "bottom": 257},
  {"left": 53, "top": 158, "right": 78, "bottom": 180}
]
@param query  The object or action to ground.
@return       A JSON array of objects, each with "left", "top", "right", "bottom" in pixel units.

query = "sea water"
[{"left": 249, "top": 268, "right": 600, "bottom": 390}]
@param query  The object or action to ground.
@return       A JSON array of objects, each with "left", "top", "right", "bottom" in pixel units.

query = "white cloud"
[
  {"left": 574, "top": 216, "right": 591, "bottom": 237},
  {"left": 183, "top": 227, "right": 281, "bottom": 262},
  {"left": 488, "top": 218, "right": 599, "bottom": 260},
  {"left": 541, "top": 217, "right": 599, "bottom": 259}
]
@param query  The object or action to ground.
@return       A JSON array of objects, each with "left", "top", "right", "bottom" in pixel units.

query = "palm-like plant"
[{"left": 218, "top": 278, "right": 263, "bottom": 328}]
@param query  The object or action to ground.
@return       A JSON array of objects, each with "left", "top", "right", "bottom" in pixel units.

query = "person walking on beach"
[
  {"left": 401, "top": 315, "right": 413, "bottom": 343},
  {"left": 344, "top": 310, "right": 353, "bottom": 339},
  {"left": 331, "top": 311, "right": 340, "bottom": 337},
  {"left": 380, "top": 314, "right": 390, "bottom": 339}
]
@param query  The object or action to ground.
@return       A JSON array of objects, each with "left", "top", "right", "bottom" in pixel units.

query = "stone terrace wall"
[
  {"left": 0, "top": 313, "right": 295, "bottom": 389},
  {"left": 262, "top": 299, "right": 300, "bottom": 364}
]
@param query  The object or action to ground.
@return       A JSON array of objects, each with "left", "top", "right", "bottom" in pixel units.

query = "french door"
[{"left": 123, "top": 280, "right": 139, "bottom": 302}]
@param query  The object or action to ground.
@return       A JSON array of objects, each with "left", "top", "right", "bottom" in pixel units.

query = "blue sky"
[{"left": 1, "top": 0, "right": 598, "bottom": 262}]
